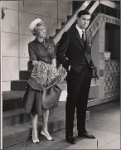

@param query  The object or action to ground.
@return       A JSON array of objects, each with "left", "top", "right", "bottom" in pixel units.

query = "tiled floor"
[{"left": 4, "top": 99, "right": 120, "bottom": 150}]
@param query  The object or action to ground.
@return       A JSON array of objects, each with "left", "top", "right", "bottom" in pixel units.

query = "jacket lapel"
[
  {"left": 72, "top": 26, "right": 85, "bottom": 49},
  {"left": 85, "top": 31, "right": 90, "bottom": 50}
]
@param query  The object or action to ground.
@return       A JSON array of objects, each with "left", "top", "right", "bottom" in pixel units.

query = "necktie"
[{"left": 82, "top": 30, "right": 86, "bottom": 42}]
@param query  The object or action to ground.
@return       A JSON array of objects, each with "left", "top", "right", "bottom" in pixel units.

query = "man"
[{"left": 57, "top": 10, "right": 98, "bottom": 144}]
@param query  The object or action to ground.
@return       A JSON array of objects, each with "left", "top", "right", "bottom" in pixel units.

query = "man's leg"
[
  {"left": 66, "top": 70, "right": 78, "bottom": 144},
  {"left": 76, "top": 65, "right": 95, "bottom": 138},
  {"left": 76, "top": 73, "right": 91, "bottom": 132}
]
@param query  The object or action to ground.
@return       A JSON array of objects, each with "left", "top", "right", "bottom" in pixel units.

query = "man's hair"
[{"left": 77, "top": 10, "right": 91, "bottom": 18}]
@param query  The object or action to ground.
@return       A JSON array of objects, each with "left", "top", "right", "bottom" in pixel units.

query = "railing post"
[{"left": 57, "top": 0, "right": 58, "bottom": 29}]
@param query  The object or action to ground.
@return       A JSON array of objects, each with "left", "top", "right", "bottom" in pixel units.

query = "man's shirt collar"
[{"left": 76, "top": 24, "right": 85, "bottom": 38}]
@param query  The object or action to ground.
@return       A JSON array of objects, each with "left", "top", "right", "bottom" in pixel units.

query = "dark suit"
[{"left": 57, "top": 24, "right": 95, "bottom": 137}]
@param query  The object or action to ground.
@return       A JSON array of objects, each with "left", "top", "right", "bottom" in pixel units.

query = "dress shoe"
[
  {"left": 32, "top": 137, "right": 39, "bottom": 144},
  {"left": 78, "top": 131, "right": 95, "bottom": 139},
  {"left": 41, "top": 130, "right": 53, "bottom": 141},
  {"left": 66, "top": 136, "right": 77, "bottom": 144},
  {"left": 32, "top": 130, "right": 39, "bottom": 144}
]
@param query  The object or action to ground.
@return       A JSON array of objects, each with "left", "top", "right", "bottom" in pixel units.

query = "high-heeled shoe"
[
  {"left": 40, "top": 130, "right": 53, "bottom": 141},
  {"left": 32, "top": 137, "right": 39, "bottom": 144},
  {"left": 32, "top": 131, "right": 40, "bottom": 144}
]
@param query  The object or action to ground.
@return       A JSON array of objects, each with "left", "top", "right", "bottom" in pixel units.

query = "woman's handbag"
[{"left": 42, "top": 85, "right": 61, "bottom": 110}]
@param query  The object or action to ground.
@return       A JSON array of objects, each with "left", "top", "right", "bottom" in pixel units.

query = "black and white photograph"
[{"left": 1, "top": 0, "right": 120, "bottom": 149}]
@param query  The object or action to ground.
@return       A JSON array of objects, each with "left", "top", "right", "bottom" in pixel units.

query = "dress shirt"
[{"left": 76, "top": 24, "right": 85, "bottom": 39}]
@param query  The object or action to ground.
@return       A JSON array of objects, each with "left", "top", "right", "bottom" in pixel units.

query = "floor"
[{"left": 4, "top": 99, "right": 120, "bottom": 150}]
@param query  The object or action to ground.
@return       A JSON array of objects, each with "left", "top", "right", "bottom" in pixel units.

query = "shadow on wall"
[{"left": 105, "top": 23, "right": 120, "bottom": 60}]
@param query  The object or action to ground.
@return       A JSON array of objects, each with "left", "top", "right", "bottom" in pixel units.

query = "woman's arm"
[{"left": 28, "top": 43, "right": 38, "bottom": 66}]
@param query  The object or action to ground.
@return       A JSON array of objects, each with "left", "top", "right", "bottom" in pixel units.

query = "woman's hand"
[
  {"left": 32, "top": 60, "right": 38, "bottom": 66},
  {"left": 51, "top": 59, "right": 56, "bottom": 67}
]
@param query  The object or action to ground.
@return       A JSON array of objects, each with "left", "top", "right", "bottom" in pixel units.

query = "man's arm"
[
  {"left": 89, "top": 33, "right": 99, "bottom": 80},
  {"left": 56, "top": 32, "right": 69, "bottom": 71}
]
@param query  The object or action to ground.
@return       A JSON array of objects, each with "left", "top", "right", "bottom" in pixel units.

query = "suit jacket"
[{"left": 57, "top": 24, "right": 95, "bottom": 74}]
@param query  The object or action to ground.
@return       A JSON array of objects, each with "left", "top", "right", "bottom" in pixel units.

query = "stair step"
[
  {"left": 3, "top": 108, "right": 31, "bottom": 126},
  {"left": 28, "top": 61, "right": 33, "bottom": 70},
  {"left": 3, "top": 85, "right": 67, "bottom": 112},
  {"left": 19, "top": 70, "right": 31, "bottom": 80},
  {"left": 3, "top": 122, "right": 32, "bottom": 148},
  {"left": 11, "top": 79, "right": 67, "bottom": 91},
  {"left": 3, "top": 91, "right": 90, "bottom": 148},
  {"left": 3, "top": 117, "right": 65, "bottom": 149},
  {"left": 11, "top": 80, "right": 27, "bottom": 91},
  {"left": 3, "top": 91, "right": 24, "bottom": 111},
  {"left": 61, "top": 21, "right": 66, "bottom": 26},
  {"left": 4, "top": 81, "right": 97, "bottom": 112},
  {"left": 3, "top": 111, "right": 90, "bottom": 148},
  {"left": 11, "top": 78, "right": 98, "bottom": 97},
  {"left": 56, "top": 29, "right": 60, "bottom": 34},
  {"left": 3, "top": 101, "right": 65, "bottom": 126},
  {"left": 67, "top": 15, "right": 72, "bottom": 20}
]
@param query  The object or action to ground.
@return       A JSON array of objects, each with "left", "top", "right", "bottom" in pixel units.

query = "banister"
[
  {"left": 53, "top": 1, "right": 119, "bottom": 44},
  {"left": 87, "top": 13, "right": 120, "bottom": 38},
  {"left": 53, "top": 1, "right": 91, "bottom": 44}
]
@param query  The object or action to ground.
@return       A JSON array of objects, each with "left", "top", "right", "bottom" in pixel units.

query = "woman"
[{"left": 23, "top": 18, "right": 66, "bottom": 144}]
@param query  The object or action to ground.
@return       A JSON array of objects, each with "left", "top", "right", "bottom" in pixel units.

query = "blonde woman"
[{"left": 23, "top": 18, "right": 66, "bottom": 144}]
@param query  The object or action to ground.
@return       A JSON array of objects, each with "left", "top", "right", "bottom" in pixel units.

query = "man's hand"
[{"left": 92, "top": 67, "right": 99, "bottom": 83}]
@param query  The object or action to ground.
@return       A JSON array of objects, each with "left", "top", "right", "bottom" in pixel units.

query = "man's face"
[{"left": 77, "top": 14, "right": 91, "bottom": 29}]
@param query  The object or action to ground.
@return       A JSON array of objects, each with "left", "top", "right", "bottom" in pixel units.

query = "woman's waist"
[{"left": 38, "top": 58, "right": 51, "bottom": 64}]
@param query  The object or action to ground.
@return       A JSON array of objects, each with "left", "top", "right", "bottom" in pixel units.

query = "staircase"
[
  {"left": 3, "top": 93, "right": 67, "bottom": 148},
  {"left": 3, "top": 63, "right": 91, "bottom": 148},
  {"left": 3, "top": 1, "right": 120, "bottom": 149},
  {"left": 53, "top": 0, "right": 120, "bottom": 44}
]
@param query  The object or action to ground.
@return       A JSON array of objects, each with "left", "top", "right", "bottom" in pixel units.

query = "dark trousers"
[{"left": 66, "top": 63, "right": 92, "bottom": 137}]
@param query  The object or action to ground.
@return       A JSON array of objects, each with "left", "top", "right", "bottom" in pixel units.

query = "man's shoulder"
[
  {"left": 61, "top": 31, "right": 69, "bottom": 39},
  {"left": 86, "top": 29, "right": 92, "bottom": 37},
  {"left": 60, "top": 23, "right": 76, "bottom": 39}
]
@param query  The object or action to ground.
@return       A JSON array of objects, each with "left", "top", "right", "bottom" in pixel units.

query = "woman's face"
[{"left": 36, "top": 24, "right": 46, "bottom": 38}]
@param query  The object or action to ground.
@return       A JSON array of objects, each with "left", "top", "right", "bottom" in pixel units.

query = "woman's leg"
[
  {"left": 32, "top": 114, "right": 39, "bottom": 140},
  {"left": 41, "top": 110, "right": 52, "bottom": 140},
  {"left": 42, "top": 110, "right": 49, "bottom": 131}
]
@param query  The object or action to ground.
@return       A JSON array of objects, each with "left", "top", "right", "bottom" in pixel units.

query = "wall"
[
  {"left": 1, "top": 1, "right": 19, "bottom": 91},
  {"left": 104, "top": 60, "right": 120, "bottom": 97},
  {"left": 91, "top": 22, "right": 120, "bottom": 101},
  {"left": 1, "top": 0, "right": 72, "bottom": 91},
  {"left": 105, "top": 23, "right": 120, "bottom": 60},
  {"left": 90, "top": 24, "right": 106, "bottom": 99}
]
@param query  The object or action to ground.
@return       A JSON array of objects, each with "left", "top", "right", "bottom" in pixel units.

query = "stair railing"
[
  {"left": 87, "top": 13, "right": 120, "bottom": 38},
  {"left": 53, "top": 1, "right": 119, "bottom": 44},
  {"left": 53, "top": 1, "right": 91, "bottom": 44},
  {"left": 88, "top": 1, "right": 100, "bottom": 14}
]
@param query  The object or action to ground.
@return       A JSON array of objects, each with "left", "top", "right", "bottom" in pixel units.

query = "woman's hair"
[
  {"left": 77, "top": 10, "right": 91, "bottom": 18},
  {"left": 32, "top": 22, "right": 46, "bottom": 36}
]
